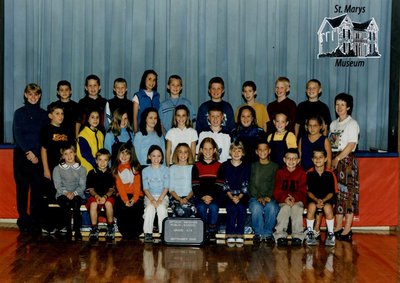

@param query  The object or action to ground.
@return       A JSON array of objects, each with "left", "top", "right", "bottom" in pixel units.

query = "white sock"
[
  {"left": 326, "top": 219, "right": 334, "bottom": 233},
  {"left": 306, "top": 219, "right": 315, "bottom": 230}
]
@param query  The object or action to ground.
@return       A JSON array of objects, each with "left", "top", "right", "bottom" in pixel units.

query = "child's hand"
[
  {"left": 202, "top": 195, "right": 212, "bottom": 205},
  {"left": 231, "top": 196, "right": 240, "bottom": 204},
  {"left": 285, "top": 195, "right": 294, "bottom": 207},
  {"left": 65, "top": 192, "right": 75, "bottom": 200},
  {"left": 264, "top": 197, "right": 271, "bottom": 203},
  {"left": 257, "top": 197, "right": 265, "bottom": 206},
  {"left": 180, "top": 197, "right": 188, "bottom": 205},
  {"left": 125, "top": 200, "right": 133, "bottom": 207}
]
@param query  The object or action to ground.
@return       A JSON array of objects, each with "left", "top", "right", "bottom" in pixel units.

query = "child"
[
  {"left": 267, "top": 112, "right": 297, "bottom": 167},
  {"left": 295, "top": 79, "right": 332, "bottom": 139},
  {"left": 132, "top": 70, "right": 160, "bottom": 133},
  {"left": 273, "top": 148, "right": 307, "bottom": 246},
  {"left": 112, "top": 143, "right": 144, "bottom": 239},
  {"left": 266, "top": 77, "right": 296, "bottom": 136},
  {"left": 13, "top": 83, "right": 48, "bottom": 234},
  {"left": 53, "top": 145, "right": 86, "bottom": 240},
  {"left": 78, "top": 74, "right": 107, "bottom": 133},
  {"left": 235, "top": 81, "right": 269, "bottom": 132},
  {"left": 86, "top": 149, "right": 115, "bottom": 242},
  {"left": 165, "top": 105, "right": 198, "bottom": 166},
  {"left": 192, "top": 137, "right": 224, "bottom": 240},
  {"left": 105, "top": 77, "right": 133, "bottom": 129},
  {"left": 142, "top": 145, "right": 170, "bottom": 243},
  {"left": 133, "top": 107, "right": 165, "bottom": 165},
  {"left": 196, "top": 77, "right": 235, "bottom": 134},
  {"left": 305, "top": 148, "right": 336, "bottom": 246},
  {"left": 159, "top": 75, "right": 196, "bottom": 133},
  {"left": 196, "top": 105, "right": 232, "bottom": 162},
  {"left": 52, "top": 80, "right": 81, "bottom": 140},
  {"left": 169, "top": 143, "right": 196, "bottom": 218},
  {"left": 76, "top": 109, "right": 105, "bottom": 173},
  {"left": 41, "top": 102, "right": 72, "bottom": 183},
  {"left": 219, "top": 141, "right": 251, "bottom": 246},
  {"left": 248, "top": 141, "right": 279, "bottom": 244},
  {"left": 299, "top": 115, "right": 332, "bottom": 171},
  {"left": 104, "top": 108, "right": 135, "bottom": 164},
  {"left": 231, "top": 105, "right": 267, "bottom": 163}
]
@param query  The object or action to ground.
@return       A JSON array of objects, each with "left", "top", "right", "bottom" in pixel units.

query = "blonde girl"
[{"left": 169, "top": 143, "right": 196, "bottom": 217}]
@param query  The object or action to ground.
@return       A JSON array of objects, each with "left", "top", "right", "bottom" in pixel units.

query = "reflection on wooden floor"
[{"left": 0, "top": 225, "right": 398, "bottom": 282}]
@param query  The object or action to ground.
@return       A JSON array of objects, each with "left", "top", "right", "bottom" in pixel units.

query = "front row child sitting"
[
  {"left": 142, "top": 145, "right": 170, "bottom": 243},
  {"left": 169, "top": 143, "right": 196, "bottom": 218},
  {"left": 86, "top": 149, "right": 116, "bottom": 242},
  {"left": 112, "top": 143, "right": 144, "bottom": 239},
  {"left": 273, "top": 148, "right": 307, "bottom": 246},
  {"left": 305, "top": 148, "right": 337, "bottom": 246},
  {"left": 53, "top": 145, "right": 86, "bottom": 240},
  {"left": 220, "top": 141, "right": 251, "bottom": 247},
  {"left": 248, "top": 140, "right": 279, "bottom": 244}
]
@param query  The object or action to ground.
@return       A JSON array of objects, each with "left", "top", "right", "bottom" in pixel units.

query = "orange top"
[{"left": 115, "top": 164, "right": 143, "bottom": 203}]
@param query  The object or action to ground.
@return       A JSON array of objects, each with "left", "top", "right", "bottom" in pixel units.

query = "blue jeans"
[
  {"left": 195, "top": 199, "right": 219, "bottom": 232},
  {"left": 226, "top": 201, "right": 247, "bottom": 235},
  {"left": 249, "top": 198, "right": 279, "bottom": 237}
]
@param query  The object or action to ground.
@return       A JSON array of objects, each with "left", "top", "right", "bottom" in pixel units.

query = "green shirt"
[{"left": 249, "top": 161, "right": 279, "bottom": 199}]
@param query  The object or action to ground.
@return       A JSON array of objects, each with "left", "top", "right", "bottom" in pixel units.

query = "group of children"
[{"left": 13, "top": 72, "right": 344, "bottom": 248}]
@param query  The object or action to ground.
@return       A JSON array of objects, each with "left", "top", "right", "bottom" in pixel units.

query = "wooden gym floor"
[{"left": 0, "top": 223, "right": 399, "bottom": 283}]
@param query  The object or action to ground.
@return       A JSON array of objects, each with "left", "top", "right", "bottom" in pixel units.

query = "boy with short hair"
[
  {"left": 86, "top": 149, "right": 116, "bottom": 242},
  {"left": 52, "top": 80, "right": 81, "bottom": 140},
  {"left": 159, "top": 75, "right": 196, "bottom": 133},
  {"left": 273, "top": 148, "right": 307, "bottom": 246},
  {"left": 78, "top": 74, "right": 107, "bottom": 133},
  {"left": 235, "top": 81, "right": 269, "bottom": 132},
  {"left": 295, "top": 79, "right": 332, "bottom": 139},
  {"left": 104, "top": 77, "right": 133, "bottom": 129},
  {"left": 266, "top": 77, "right": 296, "bottom": 136},
  {"left": 305, "top": 148, "right": 337, "bottom": 246},
  {"left": 196, "top": 105, "right": 232, "bottom": 162},
  {"left": 248, "top": 140, "right": 279, "bottom": 244},
  {"left": 196, "top": 77, "right": 235, "bottom": 134}
]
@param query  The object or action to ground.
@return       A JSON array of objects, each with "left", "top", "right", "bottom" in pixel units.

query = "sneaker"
[
  {"left": 105, "top": 225, "right": 115, "bottom": 241},
  {"left": 89, "top": 226, "right": 99, "bottom": 242},
  {"left": 264, "top": 236, "right": 275, "bottom": 245},
  {"left": 207, "top": 232, "right": 217, "bottom": 242},
  {"left": 226, "top": 237, "right": 235, "bottom": 247},
  {"left": 235, "top": 237, "right": 244, "bottom": 248},
  {"left": 291, "top": 238, "right": 303, "bottom": 246},
  {"left": 144, "top": 233, "right": 153, "bottom": 243},
  {"left": 325, "top": 232, "right": 336, "bottom": 246},
  {"left": 277, "top": 237, "right": 288, "bottom": 246},
  {"left": 314, "top": 230, "right": 321, "bottom": 240},
  {"left": 253, "top": 235, "right": 262, "bottom": 244},
  {"left": 305, "top": 227, "right": 318, "bottom": 246},
  {"left": 59, "top": 227, "right": 68, "bottom": 234}
]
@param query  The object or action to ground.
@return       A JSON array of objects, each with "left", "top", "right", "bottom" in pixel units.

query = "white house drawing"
[{"left": 317, "top": 14, "right": 381, "bottom": 58}]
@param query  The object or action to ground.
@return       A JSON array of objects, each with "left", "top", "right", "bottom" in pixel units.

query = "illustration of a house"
[{"left": 317, "top": 14, "right": 380, "bottom": 58}]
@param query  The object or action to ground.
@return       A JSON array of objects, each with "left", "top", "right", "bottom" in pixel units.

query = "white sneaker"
[
  {"left": 235, "top": 237, "right": 244, "bottom": 247},
  {"left": 226, "top": 237, "right": 235, "bottom": 247}
]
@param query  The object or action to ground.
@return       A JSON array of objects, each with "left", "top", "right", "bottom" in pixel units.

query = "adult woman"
[{"left": 329, "top": 93, "right": 359, "bottom": 241}]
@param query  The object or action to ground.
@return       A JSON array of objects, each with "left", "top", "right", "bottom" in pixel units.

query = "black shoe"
[
  {"left": 253, "top": 235, "right": 261, "bottom": 244},
  {"left": 74, "top": 231, "right": 82, "bottom": 241},
  {"left": 291, "top": 238, "right": 303, "bottom": 246},
  {"left": 265, "top": 236, "right": 275, "bottom": 245},
  {"left": 334, "top": 228, "right": 344, "bottom": 239},
  {"left": 277, "top": 237, "right": 288, "bottom": 246},
  {"left": 339, "top": 230, "right": 353, "bottom": 242}
]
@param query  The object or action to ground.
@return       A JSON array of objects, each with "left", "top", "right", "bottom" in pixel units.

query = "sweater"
[
  {"left": 273, "top": 166, "right": 307, "bottom": 204},
  {"left": 115, "top": 163, "right": 143, "bottom": 203},
  {"left": 53, "top": 162, "right": 87, "bottom": 198}
]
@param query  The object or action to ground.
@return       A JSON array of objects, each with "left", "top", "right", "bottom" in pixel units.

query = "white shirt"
[{"left": 329, "top": 115, "right": 359, "bottom": 152}]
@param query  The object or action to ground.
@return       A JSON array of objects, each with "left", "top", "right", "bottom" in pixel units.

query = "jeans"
[
  {"left": 195, "top": 199, "right": 219, "bottom": 232},
  {"left": 226, "top": 201, "right": 247, "bottom": 235},
  {"left": 249, "top": 198, "right": 279, "bottom": 237}
]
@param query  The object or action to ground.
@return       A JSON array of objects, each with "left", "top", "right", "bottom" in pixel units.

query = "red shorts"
[{"left": 85, "top": 196, "right": 115, "bottom": 210}]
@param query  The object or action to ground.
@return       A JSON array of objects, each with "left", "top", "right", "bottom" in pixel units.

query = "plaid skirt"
[{"left": 334, "top": 152, "right": 359, "bottom": 215}]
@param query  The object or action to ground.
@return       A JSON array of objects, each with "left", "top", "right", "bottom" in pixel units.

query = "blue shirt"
[
  {"left": 133, "top": 131, "right": 165, "bottom": 165},
  {"left": 169, "top": 164, "right": 193, "bottom": 196},
  {"left": 142, "top": 165, "right": 169, "bottom": 196}
]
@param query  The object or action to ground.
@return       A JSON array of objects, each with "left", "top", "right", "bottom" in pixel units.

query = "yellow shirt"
[{"left": 267, "top": 131, "right": 297, "bottom": 148}]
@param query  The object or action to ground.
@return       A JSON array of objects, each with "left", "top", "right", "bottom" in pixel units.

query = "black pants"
[
  {"left": 115, "top": 195, "right": 144, "bottom": 238},
  {"left": 13, "top": 148, "right": 43, "bottom": 232},
  {"left": 57, "top": 195, "right": 82, "bottom": 231}
]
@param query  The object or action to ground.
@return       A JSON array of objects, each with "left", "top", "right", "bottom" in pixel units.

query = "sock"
[
  {"left": 306, "top": 219, "right": 315, "bottom": 230},
  {"left": 326, "top": 219, "right": 334, "bottom": 233}
]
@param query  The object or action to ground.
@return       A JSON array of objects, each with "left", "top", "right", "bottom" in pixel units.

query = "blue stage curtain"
[{"left": 3, "top": 0, "right": 392, "bottom": 150}]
